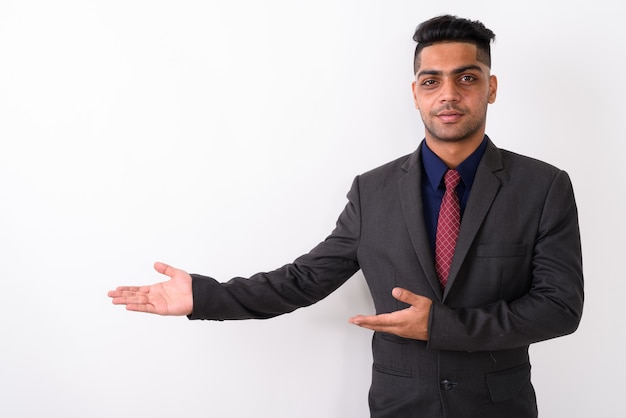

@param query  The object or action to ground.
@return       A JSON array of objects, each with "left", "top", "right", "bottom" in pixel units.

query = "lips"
[{"left": 436, "top": 111, "right": 463, "bottom": 123}]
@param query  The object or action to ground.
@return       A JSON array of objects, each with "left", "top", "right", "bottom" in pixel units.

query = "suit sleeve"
[
  {"left": 188, "top": 177, "right": 362, "bottom": 320},
  {"left": 428, "top": 170, "right": 584, "bottom": 351}
]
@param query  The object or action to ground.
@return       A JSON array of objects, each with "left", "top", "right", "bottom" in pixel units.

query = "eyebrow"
[{"left": 416, "top": 64, "right": 484, "bottom": 79}]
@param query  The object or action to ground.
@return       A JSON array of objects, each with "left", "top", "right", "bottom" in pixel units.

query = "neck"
[{"left": 424, "top": 135, "right": 484, "bottom": 168}]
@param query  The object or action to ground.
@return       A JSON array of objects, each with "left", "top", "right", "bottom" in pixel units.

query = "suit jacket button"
[{"left": 440, "top": 379, "right": 457, "bottom": 391}]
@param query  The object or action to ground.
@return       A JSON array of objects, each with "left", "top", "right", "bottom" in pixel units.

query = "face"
[{"left": 412, "top": 42, "right": 497, "bottom": 146}]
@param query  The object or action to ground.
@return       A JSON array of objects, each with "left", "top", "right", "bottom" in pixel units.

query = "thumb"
[
  {"left": 154, "top": 261, "right": 176, "bottom": 278},
  {"left": 392, "top": 287, "right": 421, "bottom": 305}
]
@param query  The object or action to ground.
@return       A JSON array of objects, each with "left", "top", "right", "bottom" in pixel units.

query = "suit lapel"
[
  {"left": 443, "top": 140, "right": 504, "bottom": 298},
  {"left": 398, "top": 145, "right": 444, "bottom": 299}
]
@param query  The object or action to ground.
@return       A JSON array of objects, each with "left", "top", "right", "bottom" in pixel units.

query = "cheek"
[{"left": 413, "top": 94, "right": 431, "bottom": 111}]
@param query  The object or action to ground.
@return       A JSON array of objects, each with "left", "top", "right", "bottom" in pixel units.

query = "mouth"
[{"left": 436, "top": 111, "right": 463, "bottom": 123}]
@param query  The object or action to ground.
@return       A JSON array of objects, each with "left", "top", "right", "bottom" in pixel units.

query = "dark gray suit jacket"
[{"left": 189, "top": 138, "right": 584, "bottom": 418}]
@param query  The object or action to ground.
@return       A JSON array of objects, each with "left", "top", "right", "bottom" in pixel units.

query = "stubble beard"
[{"left": 421, "top": 103, "right": 488, "bottom": 144}]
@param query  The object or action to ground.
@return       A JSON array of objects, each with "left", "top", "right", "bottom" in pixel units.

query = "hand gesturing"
[
  {"left": 349, "top": 287, "right": 432, "bottom": 340},
  {"left": 107, "top": 262, "right": 193, "bottom": 316}
]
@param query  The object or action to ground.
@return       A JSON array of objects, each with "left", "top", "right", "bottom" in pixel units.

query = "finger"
[
  {"left": 391, "top": 287, "right": 423, "bottom": 306},
  {"left": 110, "top": 294, "right": 149, "bottom": 306},
  {"left": 107, "top": 289, "right": 128, "bottom": 298},
  {"left": 107, "top": 287, "right": 147, "bottom": 298},
  {"left": 154, "top": 261, "right": 170, "bottom": 274},
  {"left": 117, "top": 286, "right": 142, "bottom": 291},
  {"left": 107, "top": 286, "right": 144, "bottom": 297},
  {"left": 349, "top": 313, "right": 395, "bottom": 327},
  {"left": 348, "top": 314, "right": 366, "bottom": 325},
  {"left": 350, "top": 318, "right": 397, "bottom": 334},
  {"left": 125, "top": 303, "right": 157, "bottom": 314},
  {"left": 154, "top": 261, "right": 179, "bottom": 279}
]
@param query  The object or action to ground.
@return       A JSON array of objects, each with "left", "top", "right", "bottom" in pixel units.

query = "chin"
[
  {"left": 428, "top": 126, "right": 483, "bottom": 144},
  {"left": 430, "top": 133, "right": 472, "bottom": 143}
]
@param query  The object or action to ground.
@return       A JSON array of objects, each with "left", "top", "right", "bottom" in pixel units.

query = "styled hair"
[{"left": 413, "top": 15, "right": 495, "bottom": 74}]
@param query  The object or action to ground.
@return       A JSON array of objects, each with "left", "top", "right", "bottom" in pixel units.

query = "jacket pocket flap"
[{"left": 485, "top": 363, "right": 531, "bottom": 402}]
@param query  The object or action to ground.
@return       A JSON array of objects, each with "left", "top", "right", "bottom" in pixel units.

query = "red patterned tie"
[{"left": 435, "top": 169, "right": 461, "bottom": 288}]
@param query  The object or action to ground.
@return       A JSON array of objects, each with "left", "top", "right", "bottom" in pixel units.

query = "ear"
[
  {"left": 411, "top": 80, "right": 420, "bottom": 109},
  {"left": 488, "top": 75, "right": 498, "bottom": 104}
]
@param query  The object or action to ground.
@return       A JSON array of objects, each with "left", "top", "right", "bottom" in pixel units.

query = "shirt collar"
[{"left": 421, "top": 136, "right": 488, "bottom": 190}]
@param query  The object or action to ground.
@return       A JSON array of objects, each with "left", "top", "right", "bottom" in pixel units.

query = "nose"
[{"left": 439, "top": 79, "right": 461, "bottom": 102}]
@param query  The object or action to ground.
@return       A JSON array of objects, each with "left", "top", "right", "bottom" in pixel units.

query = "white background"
[{"left": 1, "top": 1, "right": 623, "bottom": 417}]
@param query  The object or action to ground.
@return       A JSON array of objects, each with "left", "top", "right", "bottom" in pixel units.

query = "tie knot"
[{"left": 444, "top": 169, "right": 461, "bottom": 190}]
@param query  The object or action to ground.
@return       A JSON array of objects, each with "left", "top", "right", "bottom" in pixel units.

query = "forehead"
[{"left": 416, "top": 42, "right": 483, "bottom": 73}]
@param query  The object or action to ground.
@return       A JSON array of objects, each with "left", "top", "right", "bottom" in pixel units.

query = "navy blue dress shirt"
[{"left": 421, "top": 136, "right": 488, "bottom": 255}]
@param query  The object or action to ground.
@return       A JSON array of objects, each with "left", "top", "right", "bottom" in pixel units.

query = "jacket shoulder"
[
  {"left": 358, "top": 151, "right": 416, "bottom": 184},
  {"left": 495, "top": 148, "right": 568, "bottom": 189},
  {"left": 498, "top": 148, "right": 562, "bottom": 173}
]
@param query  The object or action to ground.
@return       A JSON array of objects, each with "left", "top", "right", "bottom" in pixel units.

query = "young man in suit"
[{"left": 109, "top": 14, "right": 583, "bottom": 418}]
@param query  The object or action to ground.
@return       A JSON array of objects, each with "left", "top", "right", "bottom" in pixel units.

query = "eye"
[
  {"left": 459, "top": 75, "right": 477, "bottom": 83},
  {"left": 421, "top": 79, "right": 438, "bottom": 88}
]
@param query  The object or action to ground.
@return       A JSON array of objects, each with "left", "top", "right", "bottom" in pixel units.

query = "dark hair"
[{"left": 413, "top": 15, "right": 495, "bottom": 74}]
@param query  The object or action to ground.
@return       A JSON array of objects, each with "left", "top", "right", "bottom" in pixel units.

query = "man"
[{"left": 108, "top": 15, "right": 583, "bottom": 418}]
